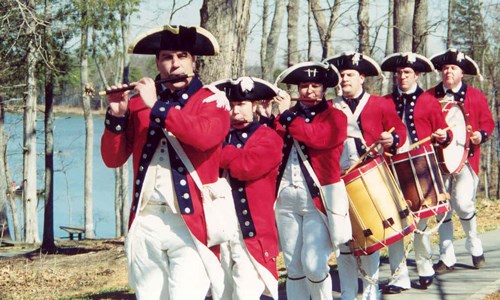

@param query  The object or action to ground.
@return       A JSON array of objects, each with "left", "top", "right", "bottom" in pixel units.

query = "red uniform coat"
[
  {"left": 220, "top": 123, "right": 283, "bottom": 278},
  {"left": 101, "top": 83, "right": 230, "bottom": 245},
  {"left": 382, "top": 86, "right": 450, "bottom": 148},
  {"left": 274, "top": 100, "right": 347, "bottom": 214},
  {"left": 423, "top": 83, "right": 495, "bottom": 175}
]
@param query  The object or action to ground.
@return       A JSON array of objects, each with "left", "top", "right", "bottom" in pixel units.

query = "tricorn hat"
[
  {"left": 381, "top": 52, "right": 434, "bottom": 73},
  {"left": 430, "top": 48, "right": 481, "bottom": 77},
  {"left": 323, "top": 51, "right": 382, "bottom": 77},
  {"left": 213, "top": 77, "right": 278, "bottom": 102},
  {"left": 128, "top": 25, "right": 219, "bottom": 56},
  {"left": 275, "top": 62, "right": 340, "bottom": 88}
]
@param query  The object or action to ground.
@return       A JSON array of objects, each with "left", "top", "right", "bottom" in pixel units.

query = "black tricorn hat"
[
  {"left": 275, "top": 62, "right": 340, "bottom": 88},
  {"left": 381, "top": 52, "right": 434, "bottom": 73},
  {"left": 323, "top": 51, "right": 382, "bottom": 77},
  {"left": 128, "top": 25, "right": 219, "bottom": 56},
  {"left": 430, "top": 48, "right": 481, "bottom": 77},
  {"left": 213, "top": 77, "right": 278, "bottom": 102}
]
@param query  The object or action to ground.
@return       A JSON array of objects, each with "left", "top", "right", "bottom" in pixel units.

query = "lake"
[{"left": 4, "top": 112, "right": 131, "bottom": 239}]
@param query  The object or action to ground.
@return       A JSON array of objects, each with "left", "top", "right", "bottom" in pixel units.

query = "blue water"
[{"left": 4, "top": 112, "right": 131, "bottom": 239}]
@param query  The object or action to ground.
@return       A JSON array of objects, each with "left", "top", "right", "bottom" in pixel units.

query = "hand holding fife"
[
  {"left": 107, "top": 84, "right": 130, "bottom": 116},
  {"left": 256, "top": 100, "right": 274, "bottom": 118},
  {"left": 432, "top": 128, "right": 447, "bottom": 143},
  {"left": 132, "top": 77, "right": 158, "bottom": 109},
  {"left": 470, "top": 131, "right": 482, "bottom": 145},
  {"left": 274, "top": 89, "right": 291, "bottom": 114}
]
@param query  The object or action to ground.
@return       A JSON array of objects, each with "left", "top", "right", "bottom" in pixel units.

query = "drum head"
[{"left": 440, "top": 102, "right": 470, "bottom": 174}]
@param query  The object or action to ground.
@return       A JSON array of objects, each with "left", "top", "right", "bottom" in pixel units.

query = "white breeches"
[
  {"left": 220, "top": 238, "right": 269, "bottom": 300},
  {"left": 337, "top": 244, "right": 380, "bottom": 300},
  {"left": 413, "top": 218, "right": 435, "bottom": 277},
  {"left": 275, "top": 185, "right": 333, "bottom": 300},
  {"left": 437, "top": 163, "right": 482, "bottom": 265},
  {"left": 126, "top": 204, "right": 210, "bottom": 300},
  {"left": 387, "top": 239, "right": 411, "bottom": 289}
]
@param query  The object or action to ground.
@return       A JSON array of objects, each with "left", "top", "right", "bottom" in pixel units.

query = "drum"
[
  {"left": 387, "top": 145, "right": 450, "bottom": 219},
  {"left": 436, "top": 101, "right": 471, "bottom": 174},
  {"left": 342, "top": 156, "right": 415, "bottom": 256}
]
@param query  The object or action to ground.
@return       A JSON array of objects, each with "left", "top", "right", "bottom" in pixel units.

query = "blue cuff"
[
  {"left": 150, "top": 101, "right": 172, "bottom": 128},
  {"left": 104, "top": 109, "right": 129, "bottom": 134},
  {"left": 389, "top": 132, "right": 400, "bottom": 154},
  {"left": 479, "top": 130, "right": 489, "bottom": 144},
  {"left": 278, "top": 110, "right": 297, "bottom": 128}
]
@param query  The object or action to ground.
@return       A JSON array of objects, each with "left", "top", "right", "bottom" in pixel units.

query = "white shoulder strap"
[{"left": 162, "top": 129, "right": 204, "bottom": 190}]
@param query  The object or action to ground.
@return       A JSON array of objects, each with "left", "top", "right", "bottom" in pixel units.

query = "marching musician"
[
  {"left": 100, "top": 25, "right": 231, "bottom": 299},
  {"left": 324, "top": 51, "right": 407, "bottom": 300},
  {"left": 380, "top": 52, "right": 451, "bottom": 293},
  {"left": 216, "top": 77, "right": 282, "bottom": 300},
  {"left": 424, "top": 49, "right": 495, "bottom": 274},
  {"left": 273, "top": 62, "right": 348, "bottom": 300}
]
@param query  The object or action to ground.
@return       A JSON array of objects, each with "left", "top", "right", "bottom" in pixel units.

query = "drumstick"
[
  {"left": 98, "top": 73, "right": 195, "bottom": 96},
  {"left": 344, "top": 127, "right": 395, "bottom": 175},
  {"left": 407, "top": 124, "right": 456, "bottom": 151}
]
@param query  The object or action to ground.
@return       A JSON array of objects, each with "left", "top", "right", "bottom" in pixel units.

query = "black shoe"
[
  {"left": 382, "top": 285, "right": 408, "bottom": 294},
  {"left": 433, "top": 260, "right": 455, "bottom": 274},
  {"left": 472, "top": 254, "right": 485, "bottom": 269},
  {"left": 418, "top": 275, "right": 433, "bottom": 289}
]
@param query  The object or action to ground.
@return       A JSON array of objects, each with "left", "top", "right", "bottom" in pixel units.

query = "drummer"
[
  {"left": 273, "top": 62, "right": 349, "bottom": 300},
  {"left": 324, "top": 51, "right": 407, "bottom": 300},
  {"left": 380, "top": 52, "right": 451, "bottom": 293},
  {"left": 423, "top": 49, "right": 494, "bottom": 274}
]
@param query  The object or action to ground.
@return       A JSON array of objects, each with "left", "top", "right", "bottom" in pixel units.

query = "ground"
[{"left": 1, "top": 198, "right": 499, "bottom": 300}]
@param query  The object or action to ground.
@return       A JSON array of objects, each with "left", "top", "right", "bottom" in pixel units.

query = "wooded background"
[{"left": 0, "top": 0, "right": 498, "bottom": 250}]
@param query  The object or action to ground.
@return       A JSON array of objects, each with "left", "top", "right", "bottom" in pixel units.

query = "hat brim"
[
  {"left": 275, "top": 62, "right": 340, "bottom": 88},
  {"left": 213, "top": 77, "right": 278, "bottom": 102},
  {"left": 128, "top": 25, "right": 219, "bottom": 56},
  {"left": 430, "top": 49, "right": 481, "bottom": 76},
  {"left": 381, "top": 52, "right": 434, "bottom": 73},
  {"left": 324, "top": 52, "right": 382, "bottom": 77}
]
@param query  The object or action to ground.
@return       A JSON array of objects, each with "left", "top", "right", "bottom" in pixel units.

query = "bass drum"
[{"left": 436, "top": 101, "right": 471, "bottom": 174}]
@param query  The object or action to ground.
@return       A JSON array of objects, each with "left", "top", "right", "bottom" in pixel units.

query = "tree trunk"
[
  {"left": 0, "top": 97, "right": 20, "bottom": 241},
  {"left": 358, "top": 0, "right": 370, "bottom": 55},
  {"left": 413, "top": 0, "right": 428, "bottom": 53},
  {"left": 199, "top": 0, "right": 252, "bottom": 82},
  {"left": 262, "top": 0, "right": 285, "bottom": 81},
  {"left": 0, "top": 95, "right": 11, "bottom": 241},
  {"left": 80, "top": 6, "right": 95, "bottom": 239},
  {"left": 307, "top": 1, "right": 313, "bottom": 61},
  {"left": 23, "top": 0, "right": 40, "bottom": 243},
  {"left": 287, "top": 0, "right": 299, "bottom": 67},
  {"left": 393, "top": 0, "right": 415, "bottom": 52},
  {"left": 310, "top": 0, "right": 341, "bottom": 59},
  {"left": 447, "top": 0, "right": 453, "bottom": 49},
  {"left": 260, "top": 0, "right": 268, "bottom": 77},
  {"left": 382, "top": 0, "right": 395, "bottom": 95}
]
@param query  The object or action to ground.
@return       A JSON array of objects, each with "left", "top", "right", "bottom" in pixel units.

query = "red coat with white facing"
[
  {"left": 382, "top": 87, "right": 449, "bottom": 148},
  {"left": 274, "top": 100, "right": 347, "bottom": 214},
  {"left": 351, "top": 94, "right": 407, "bottom": 150},
  {"left": 101, "top": 85, "right": 230, "bottom": 246},
  {"left": 220, "top": 124, "right": 283, "bottom": 278},
  {"left": 423, "top": 83, "right": 495, "bottom": 175}
]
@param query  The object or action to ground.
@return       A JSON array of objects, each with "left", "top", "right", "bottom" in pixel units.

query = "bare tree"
[
  {"left": 394, "top": 0, "right": 415, "bottom": 52},
  {"left": 286, "top": 0, "right": 299, "bottom": 67},
  {"left": 413, "top": 0, "right": 428, "bottom": 54},
  {"left": 382, "top": 0, "right": 395, "bottom": 95},
  {"left": 79, "top": 1, "right": 95, "bottom": 239},
  {"left": 310, "top": 0, "right": 341, "bottom": 60},
  {"left": 260, "top": 0, "right": 286, "bottom": 81},
  {"left": 358, "top": 0, "right": 370, "bottom": 54},
  {"left": 23, "top": 0, "right": 40, "bottom": 243},
  {"left": 200, "top": 0, "right": 252, "bottom": 82}
]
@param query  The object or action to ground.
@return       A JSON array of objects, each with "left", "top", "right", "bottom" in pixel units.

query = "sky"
[{"left": 128, "top": 0, "right": 498, "bottom": 68}]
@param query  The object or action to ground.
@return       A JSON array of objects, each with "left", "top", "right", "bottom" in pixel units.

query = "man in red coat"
[
  {"left": 324, "top": 51, "right": 407, "bottom": 300},
  {"left": 100, "top": 25, "right": 230, "bottom": 300},
  {"left": 216, "top": 77, "right": 283, "bottom": 300},
  {"left": 425, "top": 49, "right": 495, "bottom": 274},
  {"left": 273, "top": 62, "right": 348, "bottom": 300},
  {"left": 380, "top": 52, "right": 450, "bottom": 294}
]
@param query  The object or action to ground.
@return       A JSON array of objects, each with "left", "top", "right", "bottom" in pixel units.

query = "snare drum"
[
  {"left": 342, "top": 156, "right": 415, "bottom": 256},
  {"left": 436, "top": 101, "right": 471, "bottom": 174},
  {"left": 387, "top": 145, "right": 450, "bottom": 219}
]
